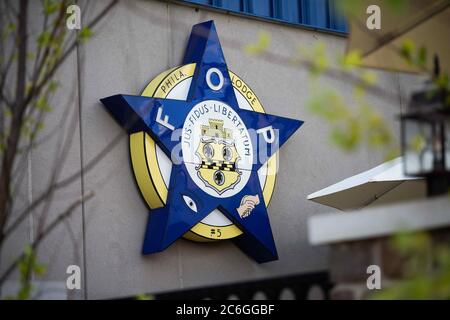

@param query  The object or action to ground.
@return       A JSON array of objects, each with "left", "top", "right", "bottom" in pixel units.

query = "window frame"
[{"left": 172, "top": 0, "right": 348, "bottom": 36}]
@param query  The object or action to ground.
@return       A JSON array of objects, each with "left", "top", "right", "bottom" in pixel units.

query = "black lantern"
[{"left": 401, "top": 85, "right": 450, "bottom": 196}]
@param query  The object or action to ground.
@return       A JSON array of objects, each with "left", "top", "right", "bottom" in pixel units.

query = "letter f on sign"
[{"left": 156, "top": 107, "right": 175, "bottom": 131}]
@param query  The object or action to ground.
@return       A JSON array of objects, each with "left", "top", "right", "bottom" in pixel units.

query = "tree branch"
[
  {"left": 0, "top": 191, "right": 94, "bottom": 286},
  {"left": 0, "top": 0, "right": 119, "bottom": 248},
  {"left": 0, "top": 0, "right": 29, "bottom": 247},
  {"left": 2, "top": 130, "right": 125, "bottom": 242}
]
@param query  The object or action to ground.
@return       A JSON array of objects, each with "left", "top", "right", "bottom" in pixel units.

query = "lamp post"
[{"left": 401, "top": 85, "right": 450, "bottom": 196}]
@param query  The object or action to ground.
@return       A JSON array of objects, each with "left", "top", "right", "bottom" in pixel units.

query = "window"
[{"left": 181, "top": 0, "right": 348, "bottom": 34}]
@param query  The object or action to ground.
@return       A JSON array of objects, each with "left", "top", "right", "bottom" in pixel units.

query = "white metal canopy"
[{"left": 307, "top": 157, "right": 426, "bottom": 211}]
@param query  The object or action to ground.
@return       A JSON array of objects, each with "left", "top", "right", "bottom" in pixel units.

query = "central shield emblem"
[{"left": 195, "top": 119, "right": 242, "bottom": 194}]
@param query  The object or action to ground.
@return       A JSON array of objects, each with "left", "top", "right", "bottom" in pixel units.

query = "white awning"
[{"left": 307, "top": 157, "right": 426, "bottom": 211}]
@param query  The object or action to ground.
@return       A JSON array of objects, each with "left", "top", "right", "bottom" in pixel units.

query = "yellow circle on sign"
[{"left": 129, "top": 63, "right": 278, "bottom": 242}]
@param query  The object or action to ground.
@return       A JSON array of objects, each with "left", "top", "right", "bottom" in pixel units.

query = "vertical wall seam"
[
  {"left": 27, "top": 149, "right": 33, "bottom": 243},
  {"left": 27, "top": 143, "right": 34, "bottom": 283},
  {"left": 166, "top": 1, "right": 184, "bottom": 290},
  {"left": 167, "top": 2, "right": 173, "bottom": 69},
  {"left": 75, "top": 38, "right": 88, "bottom": 300}
]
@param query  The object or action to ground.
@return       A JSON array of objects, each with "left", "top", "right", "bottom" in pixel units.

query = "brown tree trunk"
[{"left": 0, "top": 0, "right": 28, "bottom": 243}]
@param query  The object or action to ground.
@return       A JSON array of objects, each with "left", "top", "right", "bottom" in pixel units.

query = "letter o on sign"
[{"left": 206, "top": 68, "right": 224, "bottom": 91}]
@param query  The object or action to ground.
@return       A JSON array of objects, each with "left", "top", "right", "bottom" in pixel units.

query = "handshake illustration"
[{"left": 236, "top": 194, "right": 260, "bottom": 219}]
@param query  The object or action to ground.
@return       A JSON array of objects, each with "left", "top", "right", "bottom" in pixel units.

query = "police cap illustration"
[{"left": 100, "top": 21, "right": 303, "bottom": 263}]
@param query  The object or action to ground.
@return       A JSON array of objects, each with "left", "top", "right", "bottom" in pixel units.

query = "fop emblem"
[
  {"left": 194, "top": 118, "right": 243, "bottom": 195},
  {"left": 100, "top": 21, "right": 303, "bottom": 263}
]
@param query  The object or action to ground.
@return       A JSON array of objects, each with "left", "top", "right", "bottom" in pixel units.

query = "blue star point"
[{"left": 100, "top": 20, "right": 304, "bottom": 263}]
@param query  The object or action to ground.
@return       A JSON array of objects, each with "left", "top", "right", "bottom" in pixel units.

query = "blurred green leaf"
[
  {"left": 12, "top": 245, "right": 46, "bottom": 300},
  {"left": 330, "top": 119, "right": 361, "bottom": 151},
  {"left": 392, "top": 232, "right": 430, "bottom": 254},
  {"left": 244, "top": 32, "right": 270, "bottom": 55},
  {"left": 372, "top": 232, "right": 450, "bottom": 300},
  {"left": 48, "top": 81, "right": 59, "bottom": 93},
  {"left": 43, "top": 0, "right": 60, "bottom": 15},
  {"left": 400, "top": 40, "right": 415, "bottom": 63},
  {"left": 336, "top": 0, "right": 367, "bottom": 17},
  {"left": 36, "top": 96, "right": 52, "bottom": 112},
  {"left": 37, "top": 31, "right": 51, "bottom": 48},
  {"left": 311, "top": 42, "right": 329, "bottom": 75},
  {"left": 385, "top": 0, "right": 410, "bottom": 14},
  {"left": 340, "top": 50, "right": 362, "bottom": 70},
  {"left": 361, "top": 71, "right": 378, "bottom": 86},
  {"left": 78, "top": 27, "right": 93, "bottom": 44},
  {"left": 307, "top": 90, "right": 349, "bottom": 121},
  {"left": 409, "top": 134, "right": 426, "bottom": 153},
  {"left": 435, "top": 74, "right": 449, "bottom": 90},
  {"left": 417, "top": 46, "right": 427, "bottom": 68},
  {"left": 7, "top": 22, "right": 16, "bottom": 31}
]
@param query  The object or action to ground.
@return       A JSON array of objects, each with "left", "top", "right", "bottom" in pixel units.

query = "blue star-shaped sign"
[{"left": 100, "top": 21, "right": 303, "bottom": 263}]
